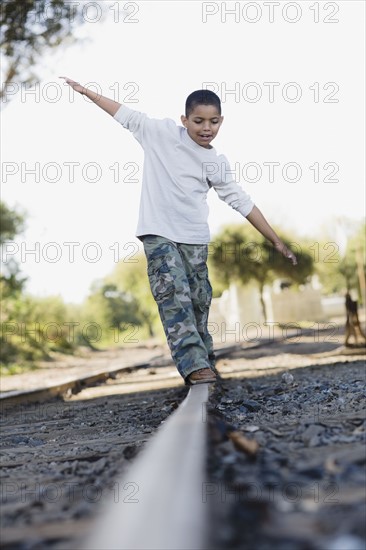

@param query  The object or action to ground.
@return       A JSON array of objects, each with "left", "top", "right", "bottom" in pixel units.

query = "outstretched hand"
[
  {"left": 58, "top": 77, "right": 120, "bottom": 115},
  {"left": 59, "top": 76, "right": 85, "bottom": 94},
  {"left": 274, "top": 242, "right": 297, "bottom": 266}
]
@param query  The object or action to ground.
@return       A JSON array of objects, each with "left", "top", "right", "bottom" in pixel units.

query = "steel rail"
[
  {"left": 0, "top": 358, "right": 154, "bottom": 405},
  {"left": 0, "top": 344, "right": 241, "bottom": 405},
  {"left": 80, "top": 384, "right": 209, "bottom": 550},
  {"left": 0, "top": 332, "right": 306, "bottom": 405}
]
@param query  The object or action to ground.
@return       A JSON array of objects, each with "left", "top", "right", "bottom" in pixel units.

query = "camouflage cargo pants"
[{"left": 142, "top": 235, "right": 215, "bottom": 382}]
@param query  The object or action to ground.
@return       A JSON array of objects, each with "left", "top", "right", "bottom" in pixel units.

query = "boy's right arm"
[{"left": 59, "top": 77, "right": 121, "bottom": 117}]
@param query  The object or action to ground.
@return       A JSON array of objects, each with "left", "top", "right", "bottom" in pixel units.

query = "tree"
[
  {"left": 0, "top": 202, "right": 25, "bottom": 364},
  {"left": 1, "top": 202, "right": 80, "bottom": 364},
  {"left": 1, "top": 0, "right": 107, "bottom": 104},
  {"left": 0, "top": 201, "right": 26, "bottom": 297},
  {"left": 209, "top": 224, "right": 314, "bottom": 320},
  {"left": 106, "top": 253, "right": 161, "bottom": 338},
  {"left": 80, "top": 279, "right": 143, "bottom": 348},
  {"left": 307, "top": 220, "right": 365, "bottom": 301},
  {"left": 339, "top": 223, "right": 366, "bottom": 303}
]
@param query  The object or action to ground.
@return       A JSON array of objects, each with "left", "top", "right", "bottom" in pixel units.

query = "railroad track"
[
  {"left": 0, "top": 333, "right": 304, "bottom": 406},
  {"left": 1, "top": 383, "right": 211, "bottom": 550},
  {"left": 0, "top": 341, "right": 261, "bottom": 550},
  {"left": 0, "top": 343, "right": 245, "bottom": 405},
  {"left": 81, "top": 384, "right": 210, "bottom": 550},
  {"left": 1, "top": 344, "right": 238, "bottom": 550},
  {"left": 2, "top": 332, "right": 364, "bottom": 550}
]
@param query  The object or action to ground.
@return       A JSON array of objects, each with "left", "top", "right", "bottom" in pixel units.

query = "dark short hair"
[{"left": 185, "top": 89, "right": 221, "bottom": 117}]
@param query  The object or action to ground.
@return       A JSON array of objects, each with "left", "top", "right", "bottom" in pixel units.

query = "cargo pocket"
[
  {"left": 196, "top": 263, "right": 212, "bottom": 312},
  {"left": 147, "top": 257, "right": 175, "bottom": 304}
]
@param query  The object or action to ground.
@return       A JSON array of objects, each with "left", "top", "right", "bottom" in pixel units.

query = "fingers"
[
  {"left": 59, "top": 77, "right": 84, "bottom": 94},
  {"left": 275, "top": 242, "right": 297, "bottom": 266},
  {"left": 291, "top": 256, "right": 298, "bottom": 266},
  {"left": 59, "top": 76, "right": 77, "bottom": 85},
  {"left": 287, "top": 252, "right": 297, "bottom": 266},
  {"left": 283, "top": 247, "right": 297, "bottom": 265}
]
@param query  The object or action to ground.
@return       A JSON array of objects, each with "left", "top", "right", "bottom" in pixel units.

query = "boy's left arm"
[
  {"left": 208, "top": 155, "right": 297, "bottom": 266},
  {"left": 246, "top": 206, "right": 297, "bottom": 265}
]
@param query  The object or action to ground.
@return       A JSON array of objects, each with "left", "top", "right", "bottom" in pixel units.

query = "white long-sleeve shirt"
[{"left": 113, "top": 104, "right": 254, "bottom": 244}]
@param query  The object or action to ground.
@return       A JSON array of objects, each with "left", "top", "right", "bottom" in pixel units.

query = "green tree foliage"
[
  {"left": 0, "top": 201, "right": 80, "bottom": 367},
  {"left": 0, "top": 201, "right": 26, "bottom": 295},
  {"left": 1, "top": 291, "right": 80, "bottom": 366},
  {"left": 105, "top": 254, "right": 161, "bottom": 339},
  {"left": 209, "top": 224, "right": 314, "bottom": 319},
  {"left": 339, "top": 223, "right": 365, "bottom": 298},
  {"left": 1, "top": 0, "right": 101, "bottom": 103},
  {"left": 0, "top": 201, "right": 25, "bottom": 242},
  {"left": 304, "top": 221, "right": 365, "bottom": 300},
  {"left": 79, "top": 253, "right": 164, "bottom": 347},
  {"left": 1, "top": 201, "right": 27, "bottom": 365},
  {"left": 81, "top": 280, "right": 143, "bottom": 347},
  {"left": 299, "top": 237, "right": 343, "bottom": 295}
]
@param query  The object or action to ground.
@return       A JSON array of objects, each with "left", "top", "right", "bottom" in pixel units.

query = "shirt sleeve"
[
  {"left": 113, "top": 104, "right": 176, "bottom": 149},
  {"left": 207, "top": 155, "right": 255, "bottom": 217},
  {"left": 113, "top": 104, "right": 148, "bottom": 146}
]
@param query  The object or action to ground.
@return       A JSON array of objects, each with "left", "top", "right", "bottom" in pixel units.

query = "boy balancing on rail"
[{"left": 60, "top": 77, "right": 297, "bottom": 385}]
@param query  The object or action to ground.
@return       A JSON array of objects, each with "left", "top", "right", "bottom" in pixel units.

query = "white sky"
[{"left": 2, "top": 0, "right": 365, "bottom": 303}]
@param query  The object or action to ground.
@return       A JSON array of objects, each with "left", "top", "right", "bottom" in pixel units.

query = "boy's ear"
[{"left": 181, "top": 115, "right": 188, "bottom": 127}]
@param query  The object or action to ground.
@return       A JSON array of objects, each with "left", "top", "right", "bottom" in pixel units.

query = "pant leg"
[
  {"left": 142, "top": 235, "right": 211, "bottom": 380},
  {"left": 178, "top": 242, "right": 216, "bottom": 370}
]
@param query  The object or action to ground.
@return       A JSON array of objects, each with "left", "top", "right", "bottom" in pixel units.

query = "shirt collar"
[{"left": 182, "top": 127, "right": 216, "bottom": 154}]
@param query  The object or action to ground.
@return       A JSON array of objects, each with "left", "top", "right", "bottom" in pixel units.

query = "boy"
[{"left": 59, "top": 77, "right": 297, "bottom": 385}]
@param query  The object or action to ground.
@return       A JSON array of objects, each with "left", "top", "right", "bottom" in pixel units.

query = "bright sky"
[{"left": 2, "top": 0, "right": 365, "bottom": 303}]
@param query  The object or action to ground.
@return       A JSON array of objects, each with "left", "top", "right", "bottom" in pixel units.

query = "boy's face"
[{"left": 181, "top": 105, "right": 223, "bottom": 149}]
